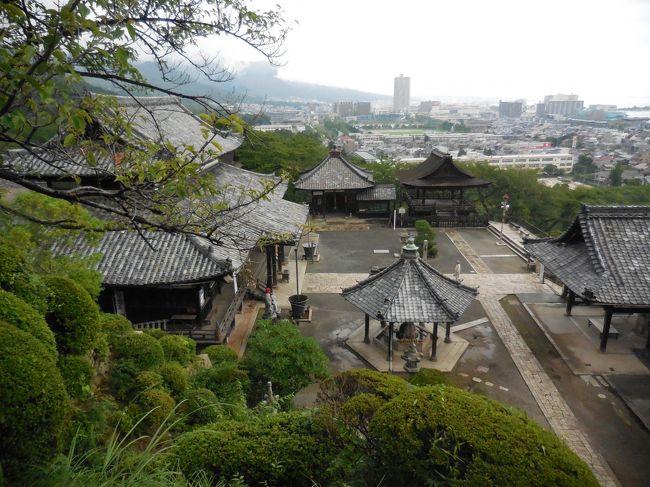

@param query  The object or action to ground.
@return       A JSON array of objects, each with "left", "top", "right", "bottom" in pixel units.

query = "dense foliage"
[
  {"left": 173, "top": 412, "right": 336, "bottom": 486},
  {"left": 369, "top": 386, "right": 599, "bottom": 486},
  {"left": 58, "top": 355, "right": 95, "bottom": 400},
  {"left": 202, "top": 344, "right": 239, "bottom": 365},
  {"left": 0, "top": 322, "right": 69, "bottom": 482},
  {"left": 159, "top": 334, "right": 196, "bottom": 366},
  {"left": 98, "top": 312, "right": 133, "bottom": 334},
  {"left": 0, "top": 288, "right": 57, "bottom": 359},
  {"left": 43, "top": 275, "right": 100, "bottom": 355},
  {"left": 0, "top": 237, "right": 49, "bottom": 313},
  {"left": 108, "top": 332, "right": 165, "bottom": 371},
  {"left": 236, "top": 129, "right": 328, "bottom": 178},
  {"left": 244, "top": 319, "right": 330, "bottom": 399},
  {"left": 461, "top": 162, "right": 650, "bottom": 234}
]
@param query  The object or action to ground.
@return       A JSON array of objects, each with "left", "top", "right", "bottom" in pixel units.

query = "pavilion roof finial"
[{"left": 402, "top": 237, "right": 419, "bottom": 259}]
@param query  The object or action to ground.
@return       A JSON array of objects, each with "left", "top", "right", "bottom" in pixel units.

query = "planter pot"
[
  {"left": 302, "top": 242, "right": 316, "bottom": 260},
  {"left": 288, "top": 294, "right": 308, "bottom": 319}
]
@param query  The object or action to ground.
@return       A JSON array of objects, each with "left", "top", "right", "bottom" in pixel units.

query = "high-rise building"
[
  {"left": 498, "top": 100, "right": 524, "bottom": 118},
  {"left": 393, "top": 74, "right": 410, "bottom": 113},
  {"left": 539, "top": 94, "right": 584, "bottom": 116}
]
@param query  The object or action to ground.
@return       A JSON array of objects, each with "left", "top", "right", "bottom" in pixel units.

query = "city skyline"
[{"left": 198, "top": 0, "right": 650, "bottom": 107}]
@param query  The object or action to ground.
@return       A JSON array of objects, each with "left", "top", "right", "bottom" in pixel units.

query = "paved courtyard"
[{"left": 295, "top": 223, "right": 650, "bottom": 487}]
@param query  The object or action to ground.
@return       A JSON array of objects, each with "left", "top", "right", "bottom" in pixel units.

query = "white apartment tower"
[{"left": 393, "top": 74, "right": 410, "bottom": 113}]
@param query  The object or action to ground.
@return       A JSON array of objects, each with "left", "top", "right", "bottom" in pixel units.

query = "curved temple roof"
[
  {"left": 524, "top": 205, "right": 650, "bottom": 306},
  {"left": 341, "top": 240, "right": 478, "bottom": 323},
  {"left": 396, "top": 149, "right": 490, "bottom": 189},
  {"left": 294, "top": 150, "right": 374, "bottom": 191}
]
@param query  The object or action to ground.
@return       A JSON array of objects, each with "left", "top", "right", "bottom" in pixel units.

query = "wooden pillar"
[
  {"left": 565, "top": 290, "right": 575, "bottom": 316},
  {"left": 445, "top": 322, "right": 451, "bottom": 343},
  {"left": 278, "top": 245, "right": 284, "bottom": 271},
  {"left": 600, "top": 307, "right": 614, "bottom": 352},
  {"left": 388, "top": 322, "right": 394, "bottom": 372},
  {"left": 265, "top": 245, "right": 273, "bottom": 289},
  {"left": 364, "top": 314, "right": 370, "bottom": 343},
  {"left": 322, "top": 191, "right": 326, "bottom": 218},
  {"left": 271, "top": 245, "right": 278, "bottom": 286},
  {"left": 431, "top": 322, "right": 439, "bottom": 360},
  {"left": 561, "top": 285, "right": 568, "bottom": 299},
  {"left": 538, "top": 262, "right": 545, "bottom": 283}
]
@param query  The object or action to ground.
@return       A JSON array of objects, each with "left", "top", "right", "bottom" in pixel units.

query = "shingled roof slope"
[
  {"left": 341, "top": 247, "right": 477, "bottom": 322},
  {"left": 4, "top": 148, "right": 114, "bottom": 177},
  {"left": 396, "top": 149, "right": 490, "bottom": 188},
  {"left": 356, "top": 183, "right": 397, "bottom": 201},
  {"left": 207, "top": 163, "right": 309, "bottom": 248},
  {"left": 524, "top": 205, "right": 650, "bottom": 306},
  {"left": 3, "top": 96, "right": 242, "bottom": 179},
  {"left": 52, "top": 231, "right": 232, "bottom": 286},
  {"left": 294, "top": 150, "right": 374, "bottom": 191},
  {"left": 109, "top": 96, "right": 242, "bottom": 155}
]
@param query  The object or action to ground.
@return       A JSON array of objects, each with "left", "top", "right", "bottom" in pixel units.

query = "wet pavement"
[{"left": 293, "top": 223, "right": 647, "bottom": 486}]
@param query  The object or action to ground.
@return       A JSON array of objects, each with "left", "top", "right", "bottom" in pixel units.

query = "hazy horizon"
[{"left": 194, "top": 0, "right": 650, "bottom": 107}]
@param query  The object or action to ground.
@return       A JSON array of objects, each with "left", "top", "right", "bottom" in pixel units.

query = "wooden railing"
[
  {"left": 133, "top": 319, "right": 169, "bottom": 330},
  {"left": 217, "top": 284, "right": 247, "bottom": 338}
]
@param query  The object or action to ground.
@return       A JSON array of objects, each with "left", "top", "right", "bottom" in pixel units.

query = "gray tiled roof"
[
  {"left": 109, "top": 96, "right": 243, "bottom": 155},
  {"left": 356, "top": 184, "right": 397, "bottom": 201},
  {"left": 341, "top": 253, "right": 477, "bottom": 322},
  {"left": 52, "top": 231, "right": 231, "bottom": 286},
  {"left": 206, "top": 163, "right": 309, "bottom": 258},
  {"left": 51, "top": 164, "right": 308, "bottom": 284},
  {"left": 3, "top": 96, "right": 243, "bottom": 179},
  {"left": 524, "top": 205, "right": 650, "bottom": 306},
  {"left": 4, "top": 148, "right": 114, "bottom": 177},
  {"left": 294, "top": 150, "right": 374, "bottom": 190}
]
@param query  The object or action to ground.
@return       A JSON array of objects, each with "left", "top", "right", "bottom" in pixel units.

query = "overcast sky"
[{"left": 207, "top": 0, "right": 650, "bottom": 107}]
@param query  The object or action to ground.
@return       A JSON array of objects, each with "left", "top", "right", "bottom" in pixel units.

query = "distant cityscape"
[{"left": 244, "top": 73, "right": 650, "bottom": 187}]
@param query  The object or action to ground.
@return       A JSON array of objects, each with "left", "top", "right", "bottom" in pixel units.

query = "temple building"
[
  {"left": 397, "top": 149, "right": 490, "bottom": 226},
  {"left": 294, "top": 149, "right": 396, "bottom": 216},
  {"left": 6, "top": 95, "right": 307, "bottom": 343},
  {"left": 342, "top": 238, "right": 478, "bottom": 371},
  {"left": 525, "top": 205, "right": 650, "bottom": 352}
]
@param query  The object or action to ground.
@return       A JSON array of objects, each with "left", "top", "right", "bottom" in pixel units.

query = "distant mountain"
[{"left": 128, "top": 61, "right": 388, "bottom": 104}]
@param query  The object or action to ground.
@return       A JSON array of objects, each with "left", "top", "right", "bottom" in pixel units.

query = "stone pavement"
[
  {"left": 462, "top": 273, "right": 618, "bottom": 487},
  {"left": 306, "top": 269, "right": 618, "bottom": 486},
  {"left": 444, "top": 229, "right": 491, "bottom": 273}
]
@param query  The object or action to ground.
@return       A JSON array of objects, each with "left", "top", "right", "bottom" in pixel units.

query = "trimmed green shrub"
[
  {"left": 159, "top": 334, "right": 196, "bottom": 366},
  {"left": 43, "top": 275, "right": 100, "bottom": 355},
  {"left": 368, "top": 386, "right": 599, "bottom": 486},
  {"left": 0, "top": 288, "right": 57, "bottom": 359},
  {"left": 109, "top": 332, "right": 165, "bottom": 371},
  {"left": 158, "top": 362, "right": 189, "bottom": 398},
  {"left": 98, "top": 312, "right": 133, "bottom": 334},
  {"left": 174, "top": 412, "right": 336, "bottom": 486},
  {"left": 0, "top": 321, "right": 69, "bottom": 481},
  {"left": 318, "top": 368, "right": 410, "bottom": 405},
  {"left": 133, "top": 370, "right": 164, "bottom": 394},
  {"left": 108, "top": 359, "right": 140, "bottom": 402},
  {"left": 180, "top": 388, "right": 223, "bottom": 426},
  {"left": 58, "top": 355, "right": 94, "bottom": 400},
  {"left": 193, "top": 362, "right": 248, "bottom": 415},
  {"left": 202, "top": 344, "right": 238, "bottom": 365},
  {"left": 408, "top": 368, "right": 451, "bottom": 387},
  {"left": 244, "top": 319, "right": 329, "bottom": 399},
  {"left": 0, "top": 238, "right": 49, "bottom": 313},
  {"left": 136, "top": 389, "right": 176, "bottom": 435},
  {"left": 143, "top": 328, "right": 166, "bottom": 339},
  {"left": 414, "top": 219, "right": 437, "bottom": 257}
]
